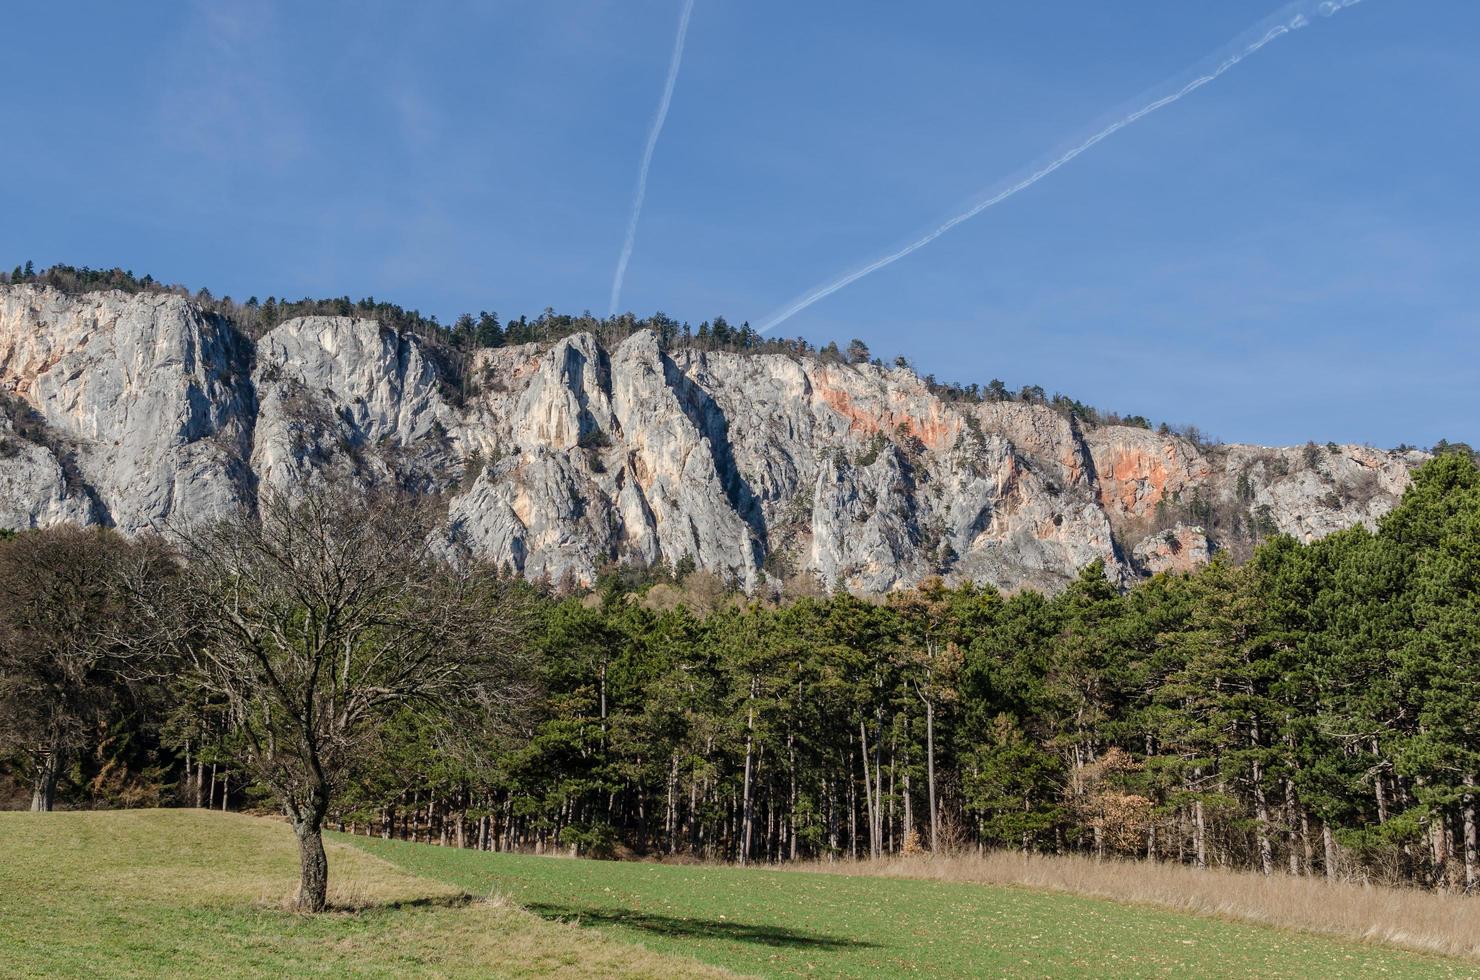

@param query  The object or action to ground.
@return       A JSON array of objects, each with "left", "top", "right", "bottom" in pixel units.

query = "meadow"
[
  {"left": 3, "top": 808, "right": 1476, "bottom": 978},
  {"left": 0, "top": 810, "right": 726, "bottom": 978},
  {"left": 349, "top": 834, "right": 1477, "bottom": 978}
]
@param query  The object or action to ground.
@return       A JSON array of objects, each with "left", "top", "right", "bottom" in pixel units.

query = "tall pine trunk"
[
  {"left": 873, "top": 709, "right": 884, "bottom": 859},
  {"left": 1462, "top": 784, "right": 1477, "bottom": 893},
  {"left": 666, "top": 754, "right": 679, "bottom": 855},
  {"left": 1193, "top": 797, "right": 1208, "bottom": 870},
  {"left": 858, "top": 720, "right": 878, "bottom": 860},
  {"left": 739, "top": 676, "right": 758, "bottom": 866},
  {"left": 1372, "top": 740, "right": 1389, "bottom": 824},
  {"left": 1284, "top": 779, "right": 1301, "bottom": 875},
  {"left": 1430, "top": 812, "right": 1451, "bottom": 889},
  {"left": 902, "top": 747, "right": 914, "bottom": 847},
  {"left": 1250, "top": 717, "right": 1273, "bottom": 876},
  {"left": 926, "top": 698, "right": 938, "bottom": 852},
  {"left": 788, "top": 732, "right": 798, "bottom": 861}
]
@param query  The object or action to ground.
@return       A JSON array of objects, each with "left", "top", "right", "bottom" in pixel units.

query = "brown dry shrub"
[{"left": 788, "top": 849, "right": 1480, "bottom": 962}]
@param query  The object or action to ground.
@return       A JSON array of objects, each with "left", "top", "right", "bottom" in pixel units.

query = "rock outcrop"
[
  {"left": 1132, "top": 524, "right": 1214, "bottom": 577},
  {"left": 0, "top": 285, "right": 1425, "bottom": 592},
  {"left": 0, "top": 286, "right": 253, "bottom": 531}
]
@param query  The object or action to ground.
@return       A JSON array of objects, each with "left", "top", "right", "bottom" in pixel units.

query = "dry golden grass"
[
  {"left": 789, "top": 849, "right": 1480, "bottom": 962},
  {"left": 0, "top": 809, "right": 736, "bottom": 978}
]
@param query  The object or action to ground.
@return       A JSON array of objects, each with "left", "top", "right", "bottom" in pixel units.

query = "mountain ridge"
[{"left": 0, "top": 283, "right": 1423, "bottom": 593}]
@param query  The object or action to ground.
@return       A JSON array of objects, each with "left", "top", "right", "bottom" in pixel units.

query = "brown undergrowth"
[{"left": 786, "top": 849, "right": 1480, "bottom": 962}]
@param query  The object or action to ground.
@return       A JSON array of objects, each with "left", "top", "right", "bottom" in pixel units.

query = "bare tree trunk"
[
  {"left": 294, "top": 820, "right": 329, "bottom": 913},
  {"left": 1323, "top": 820, "right": 1338, "bottom": 881},
  {"left": 195, "top": 760, "right": 206, "bottom": 808},
  {"left": 29, "top": 733, "right": 60, "bottom": 812}
]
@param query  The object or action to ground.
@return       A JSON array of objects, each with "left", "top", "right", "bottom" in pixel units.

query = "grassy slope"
[
  {"left": 350, "top": 835, "right": 1477, "bottom": 979},
  {"left": 0, "top": 810, "right": 729, "bottom": 978}
]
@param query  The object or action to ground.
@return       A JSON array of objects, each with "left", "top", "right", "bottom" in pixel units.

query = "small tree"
[
  {"left": 475, "top": 311, "right": 504, "bottom": 349},
  {"left": 176, "top": 485, "right": 531, "bottom": 912}
]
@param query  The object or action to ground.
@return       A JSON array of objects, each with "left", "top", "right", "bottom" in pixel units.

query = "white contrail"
[
  {"left": 609, "top": 0, "right": 696, "bottom": 316},
  {"left": 756, "top": 0, "right": 1367, "bottom": 334}
]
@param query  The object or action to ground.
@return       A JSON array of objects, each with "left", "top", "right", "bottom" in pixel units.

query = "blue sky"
[{"left": 2, "top": 1, "right": 1474, "bottom": 447}]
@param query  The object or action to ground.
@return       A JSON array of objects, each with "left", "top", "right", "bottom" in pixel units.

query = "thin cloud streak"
[
  {"left": 756, "top": 0, "right": 1369, "bottom": 334},
  {"left": 608, "top": 0, "right": 696, "bottom": 316}
]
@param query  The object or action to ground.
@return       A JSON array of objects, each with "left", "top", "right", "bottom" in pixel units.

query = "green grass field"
[
  {"left": 0, "top": 810, "right": 727, "bottom": 978},
  {"left": 350, "top": 834, "right": 1478, "bottom": 979},
  {"left": 2, "top": 809, "right": 1474, "bottom": 978}
]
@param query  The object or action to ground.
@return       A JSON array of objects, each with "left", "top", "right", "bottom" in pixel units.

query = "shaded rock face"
[
  {"left": 0, "top": 411, "right": 93, "bottom": 529},
  {"left": 1132, "top": 524, "right": 1213, "bottom": 577},
  {"left": 0, "top": 285, "right": 1425, "bottom": 592}
]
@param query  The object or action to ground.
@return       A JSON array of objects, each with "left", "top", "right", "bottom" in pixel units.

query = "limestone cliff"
[{"left": 0, "top": 285, "right": 1424, "bottom": 592}]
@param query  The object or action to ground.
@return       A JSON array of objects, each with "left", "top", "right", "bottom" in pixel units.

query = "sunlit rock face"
[
  {"left": 0, "top": 284, "right": 1424, "bottom": 592},
  {"left": 0, "top": 286, "right": 253, "bottom": 531}
]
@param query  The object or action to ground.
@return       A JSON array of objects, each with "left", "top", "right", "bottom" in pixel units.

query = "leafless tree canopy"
[{"left": 173, "top": 483, "right": 533, "bottom": 911}]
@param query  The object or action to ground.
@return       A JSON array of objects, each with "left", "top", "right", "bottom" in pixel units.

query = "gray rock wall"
[{"left": 0, "top": 285, "right": 1424, "bottom": 592}]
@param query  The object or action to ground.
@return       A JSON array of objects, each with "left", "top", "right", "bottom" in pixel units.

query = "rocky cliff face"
[{"left": 0, "top": 285, "right": 1424, "bottom": 592}]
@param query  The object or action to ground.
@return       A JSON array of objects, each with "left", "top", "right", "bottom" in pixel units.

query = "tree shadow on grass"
[
  {"left": 526, "top": 903, "right": 878, "bottom": 950},
  {"left": 327, "top": 893, "right": 477, "bottom": 914}
]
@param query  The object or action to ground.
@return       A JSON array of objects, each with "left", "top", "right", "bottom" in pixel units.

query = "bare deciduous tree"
[
  {"left": 0, "top": 527, "right": 177, "bottom": 811},
  {"left": 176, "top": 484, "right": 531, "bottom": 912}
]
